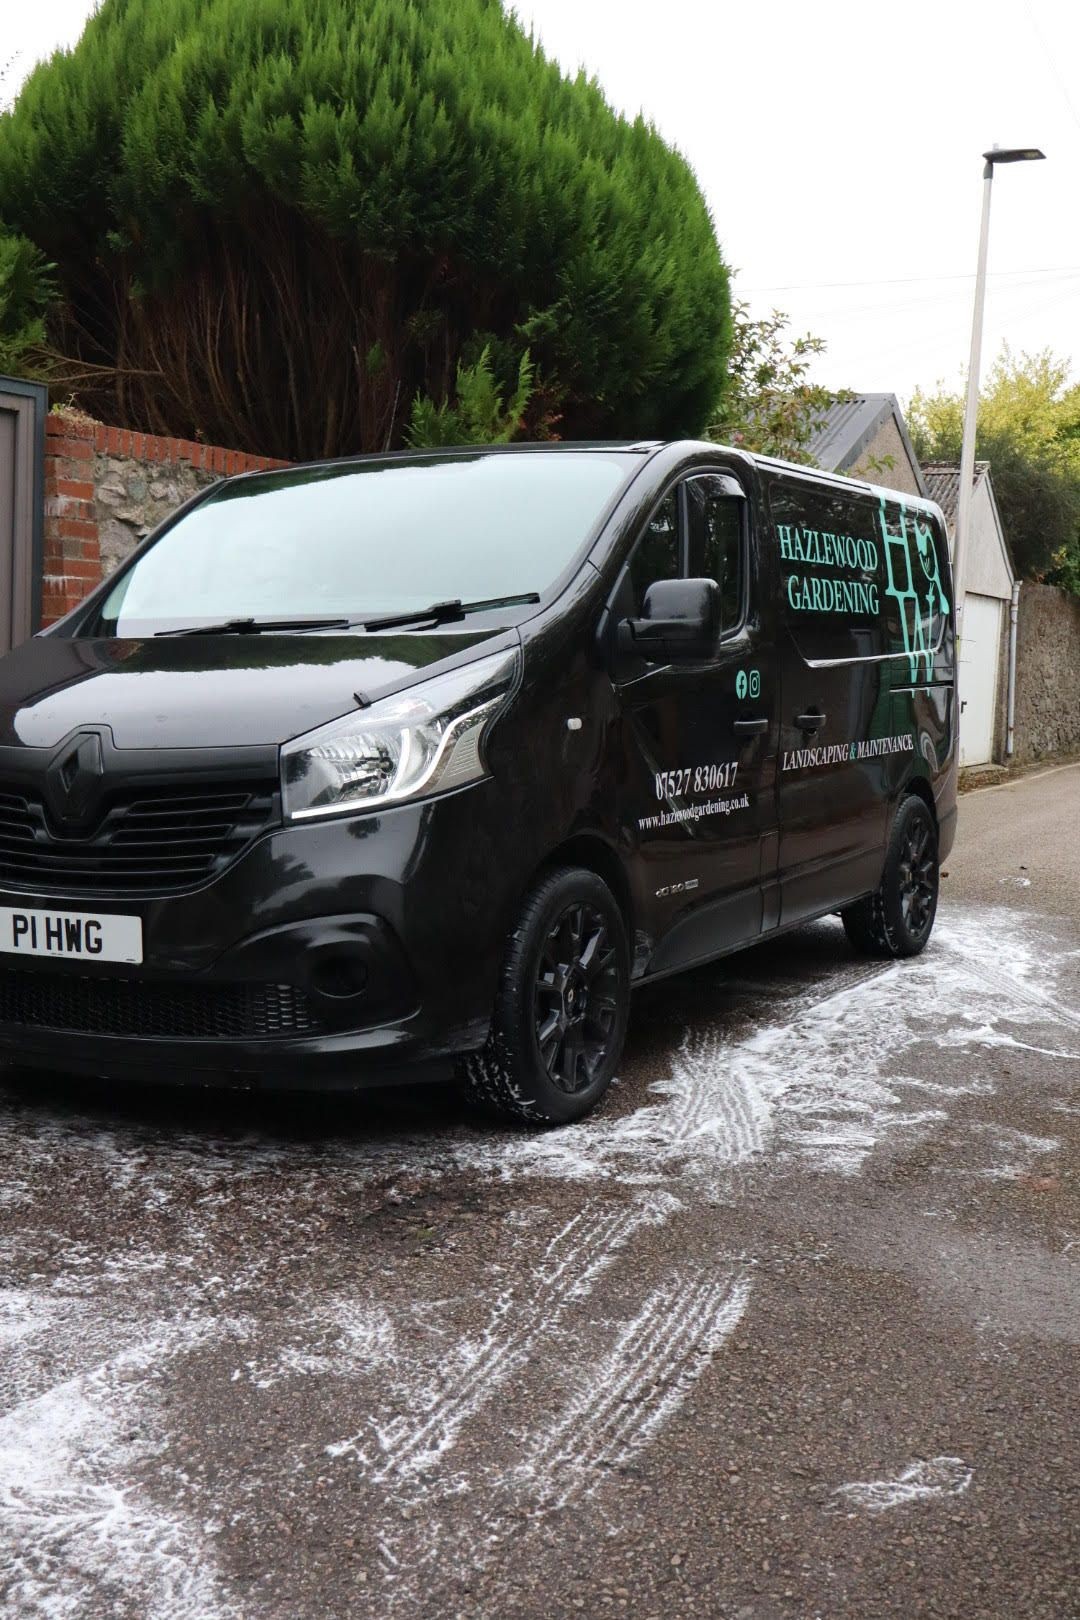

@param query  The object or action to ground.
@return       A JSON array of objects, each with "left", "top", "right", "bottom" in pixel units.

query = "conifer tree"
[{"left": 0, "top": 0, "right": 730, "bottom": 459}]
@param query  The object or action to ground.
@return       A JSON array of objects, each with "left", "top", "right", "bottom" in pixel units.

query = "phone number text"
[{"left": 654, "top": 762, "right": 739, "bottom": 800}]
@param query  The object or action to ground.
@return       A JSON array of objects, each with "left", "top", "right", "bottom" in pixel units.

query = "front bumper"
[{"left": 0, "top": 786, "right": 516, "bottom": 1089}]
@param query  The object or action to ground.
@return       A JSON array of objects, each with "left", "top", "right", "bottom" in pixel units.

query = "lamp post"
[{"left": 953, "top": 146, "right": 1045, "bottom": 630}]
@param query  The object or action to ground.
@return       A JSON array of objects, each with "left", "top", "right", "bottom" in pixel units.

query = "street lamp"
[{"left": 953, "top": 146, "right": 1046, "bottom": 629}]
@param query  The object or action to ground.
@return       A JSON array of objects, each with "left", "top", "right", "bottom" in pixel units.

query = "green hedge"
[{"left": 0, "top": 0, "right": 731, "bottom": 457}]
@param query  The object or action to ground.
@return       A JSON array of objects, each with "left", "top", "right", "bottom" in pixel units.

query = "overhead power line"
[
  {"left": 1022, "top": 0, "right": 1080, "bottom": 139},
  {"left": 794, "top": 271, "right": 1080, "bottom": 324},
  {"left": 864, "top": 281, "right": 1080, "bottom": 375},
  {"left": 738, "top": 266, "right": 1080, "bottom": 295}
]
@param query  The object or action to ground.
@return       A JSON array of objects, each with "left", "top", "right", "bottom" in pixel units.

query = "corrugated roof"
[
  {"left": 807, "top": 395, "right": 893, "bottom": 470},
  {"left": 921, "top": 461, "right": 990, "bottom": 527},
  {"left": 806, "top": 392, "right": 929, "bottom": 498}
]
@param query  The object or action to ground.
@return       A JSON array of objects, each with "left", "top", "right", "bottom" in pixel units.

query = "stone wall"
[
  {"left": 95, "top": 446, "right": 217, "bottom": 579},
  {"left": 1012, "top": 581, "right": 1080, "bottom": 764},
  {"left": 43, "top": 413, "right": 289, "bottom": 625}
]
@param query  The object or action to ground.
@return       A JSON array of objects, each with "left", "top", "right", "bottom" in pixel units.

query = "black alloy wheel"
[
  {"left": 897, "top": 812, "right": 936, "bottom": 938},
  {"left": 461, "top": 866, "right": 631, "bottom": 1124},
  {"left": 841, "top": 793, "right": 940, "bottom": 959},
  {"left": 533, "top": 902, "right": 620, "bottom": 1095}
]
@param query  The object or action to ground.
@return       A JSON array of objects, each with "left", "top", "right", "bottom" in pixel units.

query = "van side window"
[
  {"left": 627, "top": 490, "right": 681, "bottom": 612},
  {"left": 770, "top": 479, "right": 886, "bottom": 660},
  {"left": 686, "top": 476, "right": 744, "bottom": 634}
]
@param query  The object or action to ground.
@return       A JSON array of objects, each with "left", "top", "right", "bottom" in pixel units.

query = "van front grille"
[
  {"left": 0, "top": 971, "right": 322, "bottom": 1041},
  {"left": 0, "top": 782, "right": 277, "bottom": 896}
]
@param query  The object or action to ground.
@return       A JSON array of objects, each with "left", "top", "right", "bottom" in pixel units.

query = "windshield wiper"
[
  {"left": 361, "top": 593, "right": 541, "bottom": 633},
  {"left": 155, "top": 616, "right": 352, "bottom": 638},
  {"left": 155, "top": 593, "right": 541, "bottom": 638}
]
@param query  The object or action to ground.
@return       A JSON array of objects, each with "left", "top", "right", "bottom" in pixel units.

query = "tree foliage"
[
  {"left": 909, "top": 348, "right": 1080, "bottom": 590},
  {"left": 706, "top": 302, "right": 838, "bottom": 463},
  {"left": 0, "top": 225, "right": 56, "bottom": 380},
  {"left": 0, "top": 0, "right": 730, "bottom": 459},
  {"left": 406, "top": 344, "right": 534, "bottom": 448}
]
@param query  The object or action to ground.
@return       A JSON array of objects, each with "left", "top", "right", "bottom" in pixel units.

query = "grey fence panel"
[{"left": 0, "top": 376, "right": 47, "bottom": 651}]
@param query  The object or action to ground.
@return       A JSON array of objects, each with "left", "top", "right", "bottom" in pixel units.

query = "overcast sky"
[{"left": 4, "top": 0, "right": 1079, "bottom": 405}]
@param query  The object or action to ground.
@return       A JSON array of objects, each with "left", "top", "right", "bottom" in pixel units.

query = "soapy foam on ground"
[
  {"left": 831, "top": 1455, "right": 973, "bottom": 1513},
  {"left": 326, "top": 1192, "right": 680, "bottom": 1479},
  {"left": 519, "top": 1268, "right": 753, "bottom": 1511},
  {"left": 0, "top": 905, "right": 1074, "bottom": 1613},
  {"left": 0, "top": 1317, "right": 239, "bottom": 1620},
  {"left": 449, "top": 910, "right": 1069, "bottom": 1186}
]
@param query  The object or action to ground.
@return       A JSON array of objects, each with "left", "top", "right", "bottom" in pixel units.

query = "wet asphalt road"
[{"left": 0, "top": 764, "right": 1077, "bottom": 1620}]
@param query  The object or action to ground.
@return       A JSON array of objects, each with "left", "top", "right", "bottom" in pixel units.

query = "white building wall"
[{"left": 962, "top": 479, "right": 1013, "bottom": 601}]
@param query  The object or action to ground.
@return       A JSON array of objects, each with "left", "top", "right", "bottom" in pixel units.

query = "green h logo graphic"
[{"left": 880, "top": 498, "right": 950, "bottom": 684}]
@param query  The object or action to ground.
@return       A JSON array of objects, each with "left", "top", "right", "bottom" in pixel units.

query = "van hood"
[{"left": 0, "top": 629, "right": 508, "bottom": 752}]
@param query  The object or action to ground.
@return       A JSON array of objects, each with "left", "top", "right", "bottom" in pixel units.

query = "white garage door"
[{"left": 959, "top": 592, "right": 1003, "bottom": 766}]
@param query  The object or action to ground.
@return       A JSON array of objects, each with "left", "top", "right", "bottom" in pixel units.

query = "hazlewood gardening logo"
[
  {"left": 782, "top": 733, "right": 914, "bottom": 772},
  {"left": 777, "top": 496, "right": 951, "bottom": 684}
]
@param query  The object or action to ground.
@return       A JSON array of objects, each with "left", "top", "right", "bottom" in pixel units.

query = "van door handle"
[
  {"left": 733, "top": 716, "right": 769, "bottom": 736},
  {"left": 796, "top": 710, "right": 826, "bottom": 733}
]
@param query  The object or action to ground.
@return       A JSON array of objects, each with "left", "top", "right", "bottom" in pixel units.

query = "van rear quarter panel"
[{"left": 761, "top": 464, "right": 956, "bottom": 913}]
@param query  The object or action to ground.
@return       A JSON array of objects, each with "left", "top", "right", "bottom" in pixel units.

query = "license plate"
[{"left": 0, "top": 906, "right": 143, "bottom": 965}]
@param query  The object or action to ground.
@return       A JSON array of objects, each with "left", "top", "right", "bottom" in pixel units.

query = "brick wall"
[{"left": 43, "top": 415, "right": 289, "bottom": 626}]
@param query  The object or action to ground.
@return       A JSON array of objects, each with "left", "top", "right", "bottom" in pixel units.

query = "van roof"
[
  {"left": 744, "top": 448, "right": 945, "bottom": 520},
  {"left": 229, "top": 438, "right": 947, "bottom": 525},
  {"left": 232, "top": 441, "right": 664, "bottom": 484}
]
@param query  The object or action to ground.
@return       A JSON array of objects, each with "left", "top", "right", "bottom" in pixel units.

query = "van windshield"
[{"left": 90, "top": 451, "right": 638, "bottom": 638}]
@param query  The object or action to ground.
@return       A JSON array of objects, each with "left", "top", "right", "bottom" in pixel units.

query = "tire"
[
  {"left": 461, "top": 866, "right": 631, "bottom": 1125},
  {"left": 841, "top": 794, "right": 940, "bottom": 959}
]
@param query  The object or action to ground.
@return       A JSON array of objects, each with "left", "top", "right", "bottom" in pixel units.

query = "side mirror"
[{"left": 618, "top": 577, "right": 721, "bottom": 664}]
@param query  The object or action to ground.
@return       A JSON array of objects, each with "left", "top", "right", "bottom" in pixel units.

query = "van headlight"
[{"left": 280, "top": 647, "right": 519, "bottom": 821}]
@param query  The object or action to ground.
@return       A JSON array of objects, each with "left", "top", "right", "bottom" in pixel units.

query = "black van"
[{"left": 0, "top": 442, "right": 955, "bottom": 1122}]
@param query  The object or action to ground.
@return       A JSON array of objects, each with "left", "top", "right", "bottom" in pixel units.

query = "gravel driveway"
[{"left": 1, "top": 764, "right": 1077, "bottom": 1619}]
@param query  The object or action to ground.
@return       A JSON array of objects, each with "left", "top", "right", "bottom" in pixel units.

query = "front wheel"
[
  {"left": 841, "top": 794, "right": 939, "bottom": 959},
  {"left": 461, "top": 866, "right": 630, "bottom": 1125}
]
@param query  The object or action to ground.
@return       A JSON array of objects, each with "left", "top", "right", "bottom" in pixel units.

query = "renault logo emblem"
[{"left": 46, "top": 730, "right": 106, "bottom": 825}]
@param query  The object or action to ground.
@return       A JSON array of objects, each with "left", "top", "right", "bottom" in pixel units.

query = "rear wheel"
[
  {"left": 461, "top": 866, "right": 630, "bottom": 1125},
  {"left": 841, "top": 794, "right": 939, "bottom": 959}
]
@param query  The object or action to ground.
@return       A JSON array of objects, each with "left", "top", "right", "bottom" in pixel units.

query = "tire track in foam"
[
  {"left": 654, "top": 911, "right": 1078, "bottom": 1180},
  {"left": 358, "top": 912, "right": 1068, "bottom": 1601},
  {"left": 371, "top": 1266, "right": 753, "bottom": 1609},
  {"left": 520, "top": 1268, "right": 752, "bottom": 1512},
  {"left": 955, "top": 953, "right": 1080, "bottom": 1033},
  {"left": 465, "top": 910, "right": 1078, "bottom": 1192},
  {"left": 594, "top": 959, "right": 898, "bottom": 1181},
  {"left": 328, "top": 1190, "right": 680, "bottom": 1482},
  {"left": 510, "top": 959, "right": 899, "bottom": 1184}
]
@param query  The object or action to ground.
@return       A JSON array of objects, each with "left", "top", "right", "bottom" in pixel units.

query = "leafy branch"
[{"left": 707, "top": 301, "right": 843, "bottom": 464}]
